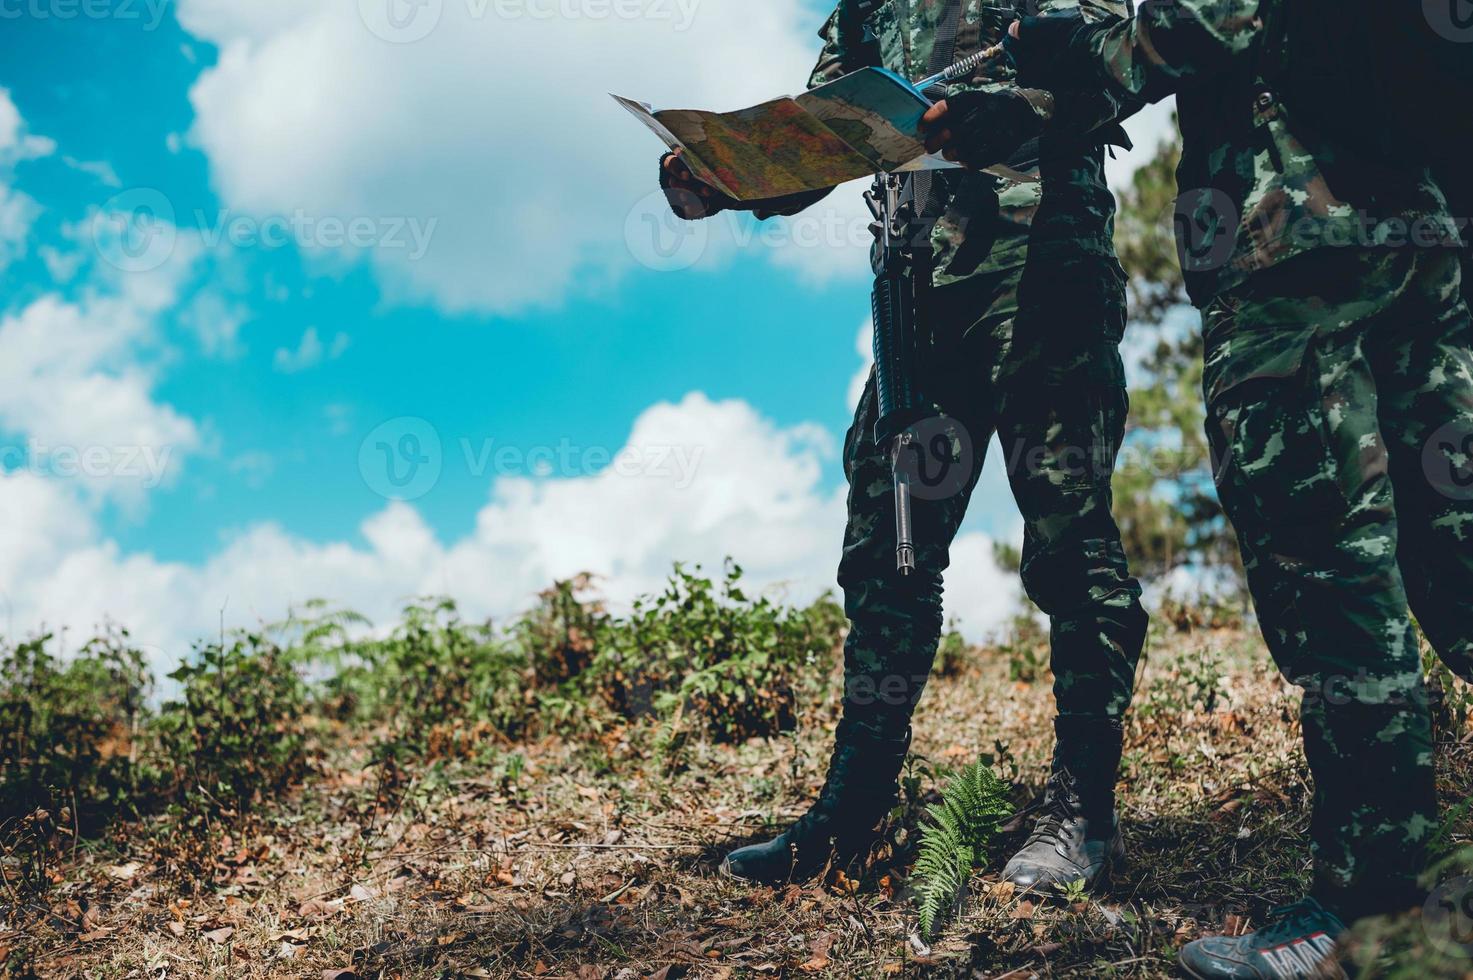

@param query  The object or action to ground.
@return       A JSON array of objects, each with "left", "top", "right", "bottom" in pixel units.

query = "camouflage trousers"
[
  {"left": 1203, "top": 246, "right": 1473, "bottom": 919},
  {"left": 838, "top": 257, "right": 1147, "bottom": 740}
]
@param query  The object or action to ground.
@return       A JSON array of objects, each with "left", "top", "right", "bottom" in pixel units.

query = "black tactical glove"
[
  {"left": 922, "top": 88, "right": 1055, "bottom": 169},
  {"left": 659, "top": 151, "right": 738, "bottom": 220},
  {"left": 659, "top": 151, "right": 831, "bottom": 222},
  {"left": 1003, "top": 12, "right": 1103, "bottom": 91}
]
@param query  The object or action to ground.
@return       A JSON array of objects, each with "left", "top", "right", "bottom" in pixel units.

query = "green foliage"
[
  {"left": 517, "top": 574, "right": 607, "bottom": 687},
  {"left": 0, "top": 629, "right": 151, "bottom": 829},
  {"left": 1340, "top": 848, "right": 1473, "bottom": 979},
  {"left": 912, "top": 758, "right": 1013, "bottom": 937},
  {"left": 0, "top": 560, "right": 847, "bottom": 891},
  {"left": 154, "top": 633, "right": 314, "bottom": 819},
  {"left": 0, "top": 630, "right": 153, "bottom": 907},
  {"left": 1, "top": 628, "right": 319, "bottom": 893},
  {"left": 1420, "top": 623, "right": 1473, "bottom": 746},
  {"left": 595, "top": 562, "right": 842, "bottom": 744},
  {"left": 998, "top": 612, "right": 1048, "bottom": 684},
  {"left": 936, "top": 624, "right": 968, "bottom": 678},
  {"left": 1140, "top": 646, "right": 1226, "bottom": 719},
  {"left": 383, "top": 600, "right": 527, "bottom": 740}
]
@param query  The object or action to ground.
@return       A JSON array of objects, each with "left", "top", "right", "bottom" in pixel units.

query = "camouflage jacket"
[
  {"left": 1060, "top": 0, "right": 1457, "bottom": 304},
  {"left": 810, "top": 0, "right": 1134, "bottom": 287}
]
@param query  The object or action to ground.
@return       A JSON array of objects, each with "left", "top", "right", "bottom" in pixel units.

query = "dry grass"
[{"left": 7, "top": 611, "right": 1473, "bottom": 979}]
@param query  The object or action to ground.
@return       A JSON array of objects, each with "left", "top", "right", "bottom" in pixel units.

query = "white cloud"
[
  {"left": 762, "top": 178, "right": 875, "bottom": 285},
  {"left": 0, "top": 88, "right": 56, "bottom": 164},
  {"left": 0, "top": 88, "right": 22, "bottom": 157},
  {"left": 273, "top": 326, "right": 349, "bottom": 371},
  {"left": 62, "top": 156, "right": 124, "bottom": 189},
  {"left": 173, "top": 0, "right": 321, "bottom": 47},
  {"left": 1, "top": 392, "right": 1017, "bottom": 675},
  {"left": 273, "top": 325, "right": 323, "bottom": 372},
  {"left": 179, "top": 286, "right": 250, "bottom": 357},
  {"left": 0, "top": 233, "right": 204, "bottom": 505},
  {"left": 0, "top": 90, "right": 49, "bottom": 274},
  {"left": 176, "top": 0, "right": 860, "bottom": 314},
  {"left": 39, "top": 245, "right": 85, "bottom": 285},
  {"left": 0, "top": 183, "right": 37, "bottom": 273}
]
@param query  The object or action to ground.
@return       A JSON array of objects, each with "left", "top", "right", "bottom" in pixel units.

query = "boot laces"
[{"left": 1022, "top": 770, "right": 1082, "bottom": 850}]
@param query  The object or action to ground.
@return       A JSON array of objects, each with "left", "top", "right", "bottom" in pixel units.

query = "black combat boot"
[
  {"left": 1002, "top": 715, "right": 1125, "bottom": 894},
  {"left": 721, "top": 720, "right": 911, "bottom": 885}
]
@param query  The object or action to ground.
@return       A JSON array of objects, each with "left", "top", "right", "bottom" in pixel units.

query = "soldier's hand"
[
  {"left": 920, "top": 88, "right": 1053, "bottom": 169},
  {"left": 660, "top": 149, "right": 831, "bottom": 221},
  {"left": 660, "top": 150, "right": 737, "bottom": 220}
]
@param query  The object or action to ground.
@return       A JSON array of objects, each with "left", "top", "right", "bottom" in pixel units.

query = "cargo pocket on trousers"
[{"left": 1206, "top": 336, "right": 1352, "bottom": 548}]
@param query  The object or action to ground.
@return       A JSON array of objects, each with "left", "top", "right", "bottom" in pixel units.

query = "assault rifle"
[
  {"left": 864, "top": 43, "right": 1009, "bottom": 576},
  {"left": 865, "top": 172, "right": 934, "bottom": 576}
]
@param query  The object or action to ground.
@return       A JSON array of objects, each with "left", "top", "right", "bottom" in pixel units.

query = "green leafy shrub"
[
  {"left": 998, "top": 612, "right": 1048, "bottom": 684},
  {"left": 517, "top": 574, "right": 608, "bottom": 687},
  {"left": 936, "top": 625, "right": 968, "bottom": 678},
  {"left": 153, "top": 633, "right": 314, "bottom": 820},
  {"left": 342, "top": 599, "right": 536, "bottom": 765},
  {"left": 591, "top": 562, "right": 843, "bottom": 743},
  {"left": 0, "top": 630, "right": 154, "bottom": 908},
  {"left": 0, "top": 561, "right": 845, "bottom": 881},
  {"left": 1140, "top": 645, "right": 1226, "bottom": 718},
  {"left": 0, "top": 629, "right": 151, "bottom": 830},
  {"left": 912, "top": 758, "right": 1013, "bottom": 937}
]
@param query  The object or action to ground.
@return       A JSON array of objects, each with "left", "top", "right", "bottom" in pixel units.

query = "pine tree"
[{"left": 1112, "top": 125, "right": 1245, "bottom": 591}]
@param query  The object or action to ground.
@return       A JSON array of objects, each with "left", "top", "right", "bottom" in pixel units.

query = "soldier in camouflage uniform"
[
  {"left": 662, "top": 0, "right": 1150, "bottom": 895},
  {"left": 935, "top": 1, "right": 1473, "bottom": 975}
]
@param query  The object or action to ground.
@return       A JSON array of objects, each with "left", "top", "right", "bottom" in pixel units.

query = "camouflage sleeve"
[
  {"left": 1081, "top": 0, "right": 1262, "bottom": 103},
  {"left": 807, "top": 1, "right": 881, "bottom": 90},
  {"left": 1034, "top": 0, "right": 1140, "bottom": 137}
]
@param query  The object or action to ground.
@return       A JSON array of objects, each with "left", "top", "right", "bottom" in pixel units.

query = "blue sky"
[{"left": 0, "top": 0, "right": 1172, "bottom": 662}]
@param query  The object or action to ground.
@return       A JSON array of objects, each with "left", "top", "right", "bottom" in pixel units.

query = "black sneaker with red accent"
[{"left": 1179, "top": 897, "right": 1347, "bottom": 980}]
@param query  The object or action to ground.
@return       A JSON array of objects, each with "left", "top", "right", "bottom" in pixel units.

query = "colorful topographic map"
[{"left": 615, "top": 68, "right": 940, "bottom": 201}]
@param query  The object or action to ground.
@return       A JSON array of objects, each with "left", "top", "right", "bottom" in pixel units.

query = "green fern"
[{"left": 912, "top": 758, "right": 1013, "bottom": 937}]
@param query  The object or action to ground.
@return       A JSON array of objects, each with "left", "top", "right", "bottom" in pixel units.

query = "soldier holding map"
[{"left": 656, "top": 0, "right": 1150, "bottom": 895}]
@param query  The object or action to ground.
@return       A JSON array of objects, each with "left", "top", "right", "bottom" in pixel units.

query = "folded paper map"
[{"left": 614, "top": 67, "right": 972, "bottom": 202}]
